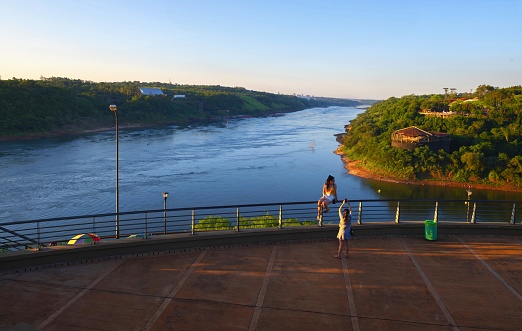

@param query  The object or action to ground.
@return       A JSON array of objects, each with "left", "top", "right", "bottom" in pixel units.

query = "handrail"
[
  {"left": 0, "top": 226, "right": 39, "bottom": 245},
  {"left": 2, "top": 199, "right": 520, "bottom": 227},
  {"left": 0, "top": 199, "right": 519, "bottom": 252}
]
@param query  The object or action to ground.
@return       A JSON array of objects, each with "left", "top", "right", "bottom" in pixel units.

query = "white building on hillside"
[{"left": 139, "top": 87, "right": 164, "bottom": 96}]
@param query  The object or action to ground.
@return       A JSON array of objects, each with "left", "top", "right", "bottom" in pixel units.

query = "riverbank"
[
  {"left": 0, "top": 127, "right": 114, "bottom": 142},
  {"left": 0, "top": 122, "right": 189, "bottom": 142},
  {"left": 0, "top": 121, "right": 185, "bottom": 142},
  {"left": 335, "top": 148, "right": 522, "bottom": 193}
]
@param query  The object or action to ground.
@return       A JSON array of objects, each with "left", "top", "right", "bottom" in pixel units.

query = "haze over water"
[{"left": 1, "top": 106, "right": 521, "bottom": 222}]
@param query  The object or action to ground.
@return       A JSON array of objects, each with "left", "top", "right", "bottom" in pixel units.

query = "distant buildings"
[
  {"left": 138, "top": 87, "right": 187, "bottom": 99},
  {"left": 139, "top": 87, "right": 164, "bottom": 96},
  {"left": 391, "top": 126, "right": 450, "bottom": 152},
  {"left": 419, "top": 110, "right": 456, "bottom": 118}
]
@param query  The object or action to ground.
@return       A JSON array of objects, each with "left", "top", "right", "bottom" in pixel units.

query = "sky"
[{"left": 1, "top": 0, "right": 521, "bottom": 100}]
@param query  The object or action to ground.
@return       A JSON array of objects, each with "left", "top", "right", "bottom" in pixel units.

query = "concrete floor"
[{"left": 1, "top": 234, "right": 522, "bottom": 330}]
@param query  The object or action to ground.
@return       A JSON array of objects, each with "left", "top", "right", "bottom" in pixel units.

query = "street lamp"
[
  {"left": 110, "top": 104, "right": 120, "bottom": 239},
  {"left": 163, "top": 192, "right": 169, "bottom": 234}
]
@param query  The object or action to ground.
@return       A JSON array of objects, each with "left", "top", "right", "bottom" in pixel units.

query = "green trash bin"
[{"left": 424, "top": 220, "right": 437, "bottom": 241}]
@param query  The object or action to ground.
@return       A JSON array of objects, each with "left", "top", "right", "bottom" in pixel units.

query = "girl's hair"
[
  {"left": 343, "top": 209, "right": 351, "bottom": 220},
  {"left": 325, "top": 175, "right": 334, "bottom": 185}
]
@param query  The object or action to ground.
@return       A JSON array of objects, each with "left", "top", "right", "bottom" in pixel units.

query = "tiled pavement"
[{"left": 1, "top": 234, "right": 522, "bottom": 330}]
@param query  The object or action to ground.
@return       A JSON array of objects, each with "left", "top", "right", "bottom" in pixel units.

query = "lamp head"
[
  {"left": 162, "top": 192, "right": 169, "bottom": 199},
  {"left": 109, "top": 104, "right": 117, "bottom": 112}
]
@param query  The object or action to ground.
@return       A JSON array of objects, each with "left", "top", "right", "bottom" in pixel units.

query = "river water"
[{"left": 1, "top": 106, "right": 521, "bottom": 222}]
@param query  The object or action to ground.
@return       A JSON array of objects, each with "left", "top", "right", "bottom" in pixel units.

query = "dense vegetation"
[
  {"left": 0, "top": 77, "right": 360, "bottom": 138},
  {"left": 340, "top": 85, "right": 522, "bottom": 189},
  {"left": 194, "top": 214, "right": 316, "bottom": 231}
]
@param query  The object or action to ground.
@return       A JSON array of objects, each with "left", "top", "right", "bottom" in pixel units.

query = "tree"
[
  {"left": 475, "top": 84, "right": 495, "bottom": 98},
  {"left": 501, "top": 156, "right": 522, "bottom": 184}
]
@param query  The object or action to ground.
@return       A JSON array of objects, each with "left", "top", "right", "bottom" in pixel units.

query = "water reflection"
[{"left": 366, "top": 177, "right": 522, "bottom": 201}]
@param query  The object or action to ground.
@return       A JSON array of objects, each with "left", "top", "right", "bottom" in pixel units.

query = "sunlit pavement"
[{"left": 1, "top": 232, "right": 522, "bottom": 330}]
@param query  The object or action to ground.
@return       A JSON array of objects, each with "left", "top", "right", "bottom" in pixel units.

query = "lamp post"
[
  {"left": 110, "top": 104, "right": 120, "bottom": 239},
  {"left": 163, "top": 192, "right": 169, "bottom": 234}
]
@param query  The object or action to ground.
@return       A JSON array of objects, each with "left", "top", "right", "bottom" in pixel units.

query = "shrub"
[{"left": 194, "top": 216, "right": 232, "bottom": 231}]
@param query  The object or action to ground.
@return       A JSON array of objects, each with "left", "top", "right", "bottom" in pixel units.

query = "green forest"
[
  {"left": 0, "top": 77, "right": 359, "bottom": 139},
  {"left": 340, "top": 85, "right": 522, "bottom": 189}
]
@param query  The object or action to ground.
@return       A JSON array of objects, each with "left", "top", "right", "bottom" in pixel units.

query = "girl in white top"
[{"left": 335, "top": 199, "right": 352, "bottom": 259}]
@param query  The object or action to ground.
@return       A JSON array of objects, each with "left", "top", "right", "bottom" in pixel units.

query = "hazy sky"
[{"left": 1, "top": 0, "right": 520, "bottom": 99}]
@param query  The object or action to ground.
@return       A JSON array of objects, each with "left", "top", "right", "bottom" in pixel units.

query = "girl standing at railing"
[{"left": 335, "top": 199, "right": 352, "bottom": 259}]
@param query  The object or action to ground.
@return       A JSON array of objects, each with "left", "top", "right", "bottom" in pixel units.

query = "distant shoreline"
[
  {"left": 0, "top": 125, "right": 138, "bottom": 142},
  {"left": 0, "top": 121, "right": 187, "bottom": 143},
  {"left": 334, "top": 148, "right": 522, "bottom": 193},
  {"left": 0, "top": 127, "right": 110, "bottom": 142}
]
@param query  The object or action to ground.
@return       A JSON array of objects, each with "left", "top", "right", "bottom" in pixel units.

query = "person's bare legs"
[
  {"left": 317, "top": 197, "right": 325, "bottom": 218},
  {"left": 324, "top": 199, "right": 330, "bottom": 212},
  {"left": 334, "top": 239, "right": 343, "bottom": 258}
]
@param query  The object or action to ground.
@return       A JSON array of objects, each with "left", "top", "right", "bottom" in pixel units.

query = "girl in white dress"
[{"left": 335, "top": 199, "right": 352, "bottom": 258}]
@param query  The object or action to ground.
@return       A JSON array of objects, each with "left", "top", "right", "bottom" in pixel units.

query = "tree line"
[
  {"left": 340, "top": 85, "right": 522, "bottom": 188},
  {"left": 0, "top": 77, "right": 360, "bottom": 138}
]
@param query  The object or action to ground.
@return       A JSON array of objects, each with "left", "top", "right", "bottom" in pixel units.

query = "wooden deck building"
[{"left": 391, "top": 126, "right": 450, "bottom": 152}]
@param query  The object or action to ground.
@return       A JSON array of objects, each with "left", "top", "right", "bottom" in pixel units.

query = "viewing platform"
[{"left": 1, "top": 223, "right": 522, "bottom": 330}]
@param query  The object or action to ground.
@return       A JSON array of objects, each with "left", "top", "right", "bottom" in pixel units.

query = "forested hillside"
[
  {"left": 340, "top": 85, "right": 522, "bottom": 189},
  {"left": 0, "top": 77, "right": 359, "bottom": 138}
]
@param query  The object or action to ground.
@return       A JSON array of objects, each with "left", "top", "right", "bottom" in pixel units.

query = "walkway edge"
[{"left": 1, "top": 223, "right": 521, "bottom": 272}]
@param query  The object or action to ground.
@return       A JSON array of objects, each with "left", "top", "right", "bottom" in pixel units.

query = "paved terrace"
[{"left": 1, "top": 224, "right": 522, "bottom": 331}]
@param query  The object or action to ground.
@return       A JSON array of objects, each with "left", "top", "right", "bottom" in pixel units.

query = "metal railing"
[{"left": 0, "top": 199, "right": 519, "bottom": 252}]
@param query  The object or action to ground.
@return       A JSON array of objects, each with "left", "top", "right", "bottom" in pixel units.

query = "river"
[{"left": 1, "top": 106, "right": 521, "bottom": 222}]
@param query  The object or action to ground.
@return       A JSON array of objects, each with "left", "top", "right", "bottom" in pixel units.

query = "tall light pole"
[
  {"left": 110, "top": 104, "right": 120, "bottom": 239},
  {"left": 163, "top": 192, "right": 169, "bottom": 234}
]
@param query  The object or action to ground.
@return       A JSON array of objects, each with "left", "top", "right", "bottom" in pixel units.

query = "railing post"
[
  {"left": 278, "top": 204, "right": 283, "bottom": 229},
  {"left": 511, "top": 203, "right": 517, "bottom": 225},
  {"left": 236, "top": 207, "right": 240, "bottom": 232},
  {"left": 191, "top": 209, "right": 196, "bottom": 235},
  {"left": 36, "top": 221, "right": 41, "bottom": 251},
  {"left": 433, "top": 201, "right": 439, "bottom": 223},
  {"left": 163, "top": 209, "right": 167, "bottom": 235},
  {"left": 470, "top": 203, "right": 476, "bottom": 224},
  {"left": 395, "top": 201, "right": 400, "bottom": 224},
  {"left": 358, "top": 202, "right": 363, "bottom": 225},
  {"left": 144, "top": 212, "right": 148, "bottom": 239},
  {"left": 466, "top": 200, "right": 471, "bottom": 222},
  {"left": 466, "top": 186, "right": 473, "bottom": 223}
]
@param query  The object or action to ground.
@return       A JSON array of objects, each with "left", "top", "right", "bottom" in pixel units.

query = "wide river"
[{"left": 1, "top": 106, "right": 521, "bottom": 222}]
